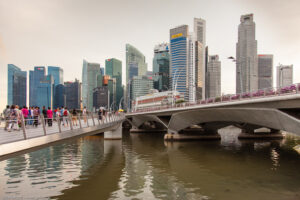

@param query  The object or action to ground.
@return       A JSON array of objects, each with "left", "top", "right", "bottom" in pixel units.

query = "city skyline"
[{"left": 1, "top": 0, "right": 300, "bottom": 110}]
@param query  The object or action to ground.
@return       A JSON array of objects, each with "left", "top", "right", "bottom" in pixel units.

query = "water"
[{"left": 0, "top": 128, "right": 300, "bottom": 200}]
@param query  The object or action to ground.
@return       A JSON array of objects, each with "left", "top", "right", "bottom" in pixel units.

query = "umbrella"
[{"left": 118, "top": 109, "right": 124, "bottom": 112}]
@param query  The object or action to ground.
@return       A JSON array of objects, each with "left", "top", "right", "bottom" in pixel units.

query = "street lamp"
[{"left": 228, "top": 56, "right": 244, "bottom": 94}]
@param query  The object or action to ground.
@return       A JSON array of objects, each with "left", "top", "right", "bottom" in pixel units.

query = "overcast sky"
[{"left": 1, "top": 0, "right": 300, "bottom": 110}]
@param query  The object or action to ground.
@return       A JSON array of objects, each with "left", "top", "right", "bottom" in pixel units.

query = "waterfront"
[{"left": 0, "top": 128, "right": 300, "bottom": 200}]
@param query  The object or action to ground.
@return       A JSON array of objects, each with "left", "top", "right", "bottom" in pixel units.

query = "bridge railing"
[
  {"left": 0, "top": 112, "right": 125, "bottom": 144},
  {"left": 130, "top": 83, "right": 300, "bottom": 114}
]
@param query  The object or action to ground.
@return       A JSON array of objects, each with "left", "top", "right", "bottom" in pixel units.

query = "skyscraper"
[
  {"left": 207, "top": 55, "right": 221, "bottom": 98},
  {"left": 170, "top": 25, "right": 189, "bottom": 100},
  {"left": 36, "top": 75, "right": 54, "bottom": 109},
  {"left": 277, "top": 64, "right": 293, "bottom": 87},
  {"left": 125, "top": 44, "right": 148, "bottom": 109},
  {"left": 7, "top": 64, "right": 27, "bottom": 106},
  {"left": 194, "top": 18, "right": 206, "bottom": 100},
  {"left": 236, "top": 14, "right": 258, "bottom": 94},
  {"left": 82, "top": 59, "right": 101, "bottom": 111},
  {"left": 258, "top": 55, "right": 273, "bottom": 89},
  {"left": 105, "top": 58, "right": 123, "bottom": 108},
  {"left": 29, "top": 66, "right": 46, "bottom": 106},
  {"left": 153, "top": 43, "right": 170, "bottom": 92},
  {"left": 64, "top": 79, "right": 81, "bottom": 109},
  {"left": 108, "top": 78, "right": 116, "bottom": 110},
  {"left": 48, "top": 66, "right": 64, "bottom": 108},
  {"left": 130, "top": 76, "right": 153, "bottom": 107},
  {"left": 188, "top": 34, "right": 196, "bottom": 102}
]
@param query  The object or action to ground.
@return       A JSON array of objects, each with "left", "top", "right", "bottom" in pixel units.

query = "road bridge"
[{"left": 126, "top": 84, "right": 300, "bottom": 140}]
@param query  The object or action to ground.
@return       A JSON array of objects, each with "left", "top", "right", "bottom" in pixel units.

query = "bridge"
[
  {"left": 0, "top": 113, "right": 125, "bottom": 159},
  {"left": 126, "top": 84, "right": 300, "bottom": 140}
]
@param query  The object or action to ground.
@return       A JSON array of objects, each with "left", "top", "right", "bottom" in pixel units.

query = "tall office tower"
[
  {"left": 258, "top": 54, "right": 273, "bottom": 89},
  {"left": 205, "top": 46, "right": 209, "bottom": 99},
  {"left": 105, "top": 58, "right": 123, "bottom": 109},
  {"left": 153, "top": 43, "right": 170, "bottom": 92},
  {"left": 188, "top": 34, "right": 196, "bottom": 102},
  {"left": 64, "top": 79, "right": 81, "bottom": 109},
  {"left": 207, "top": 55, "right": 221, "bottom": 98},
  {"left": 236, "top": 14, "right": 258, "bottom": 94},
  {"left": 108, "top": 78, "right": 117, "bottom": 110},
  {"left": 82, "top": 59, "right": 101, "bottom": 111},
  {"left": 36, "top": 75, "right": 54, "bottom": 109},
  {"left": 130, "top": 76, "right": 153, "bottom": 108},
  {"left": 93, "top": 86, "right": 109, "bottom": 109},
  {"left": 194, "top": 18, "right": 206, "bottom": 100},
  {"left": 7, "top": 64, "right": 27, "bottom": 106},
  {"left": 53, "top": 84, "right": 65, "bottom": 108},
  {"left": 277, "top": 64, "right": 293, "bottom": 87},
  {"left": 48, "top": 66, "right": 64, "bottom": 108},
  {"left": 125, "top": 44, "right": 148, "bottom": 108},
  {"left": 29, "top": 66, "right": 46, "bottom": 106},
  {"left": 170, "top": 25, "right": 189, "bottom": 100}
]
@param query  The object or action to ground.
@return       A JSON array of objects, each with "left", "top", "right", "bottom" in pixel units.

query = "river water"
[{"left": 0, "top": 128, "right": 300, "bottom": 200}]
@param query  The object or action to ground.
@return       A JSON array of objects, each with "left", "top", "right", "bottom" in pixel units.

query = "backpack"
[{"left": 63, "top": 110, "right": 68, "bottom": 116}]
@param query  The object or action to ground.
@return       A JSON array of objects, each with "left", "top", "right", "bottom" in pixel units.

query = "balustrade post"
[
  {"left": 40, "top": 115, "right": 47, "bottom": 136},
  {"left": 86, "top": 113, "right": 90, "bottom": 127},
  {"left": 91, "top": 113, "right": 95, "bottom": 126},
  {"left": 297, "top": 83, "right": 299, "bottom": 93},
  {"left": 69, "top": 114, "right": 73, "bottom": 130},
  {"left": 97, "top": 115, "right": 100, "bottom": 125},
  {"left": 57, "top": 116, "right": 62, "bottom": 133},
  {"left": 21, "top": 114, "right": 27, "bottom": 140},
  {"left": 77, "top": 114, "right": 82, "bottom": 128}
]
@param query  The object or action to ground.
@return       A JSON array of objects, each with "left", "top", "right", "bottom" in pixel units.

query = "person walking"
[
  {"left": 42, "top": 106, "right": 47, "bottom": 125},
  {"left": 82, "top": 107, "right": 87, "bottom": 124},
  {"left": 47, "top": 107, "right": 53, "bottom": 127},
  {"left": 98, "top": 108, "right": 103, "bottom": 120},
  {"left": 33, "top": 107, "right": 39, "bottom": 127},
  {"left": 60, "top": 107, "right": 65, "bottom": 126},
  {"left": 21, "top": 106, "right": 29, "bottom": 126},
  {"left": 7, "top": 105, "right": 19, "bottom": 132},
  {"left": 72, "top": 109, "right": 78, "bottom": 126},
  {"left": 63, "top": 107, "right": 69, "bottom": 127},
  {"left": 3, "top": 105, "right": 10, "bottom": 131}
]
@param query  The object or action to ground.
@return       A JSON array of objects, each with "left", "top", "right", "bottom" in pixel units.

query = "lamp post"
[{"left": 228, "top": 56, "right": 245, "bottom": 94}]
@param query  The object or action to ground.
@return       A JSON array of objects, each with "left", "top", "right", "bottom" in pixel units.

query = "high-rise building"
[
  {"left": 153, "top": 43, "right": 170, "bottom": 92},
  {"left": 48, "top": 66, "right": 63, "bottom": 86},
  {"left": 105, "top": 58, "right": 123, "bottom": 109},
  {"left": 48, "top": 66, "right": 64, "bottom": 108},
  {"left": 258, "top": 55, "right": 273, "bottom": 89},
  {"left": 7, "top": 64, "right": 27, "bottom": 106},
  {"left": 188, "top": 34, "right": 196, "bottom": 102},
  {"left": 108, "top": 78, "right": 116, "bottom": 110},
  {"left": 82, "top": 59, "right": 102, "bottom": 111},
  {"left": 29, "top": 66, "right": 46, "bottom": 106},
  {"left": 277, "top": 64, "right": 293, "bottom": 87},
  {"left": 236, "top": 14, "right": 258, "bottom": 94},
  {"left": 170, "top": 25, "right": 189, "bottom": 100},
  {"left": 93, "top": 86, "right": 109, "bottom": 109},
  {"left": 130, "top": 76, "right": 153, "bottom": 107},
  {"left": 53, "top": 84, "right": 65, "bottom": 108},
  {"left": 64, "top": 79, "right": 81, "bottom": 109},
  {"left": 126, "top": 44, "right": 148, "bottom": 109},
  {"left": 194, "top": 18, "right": 206, "bottom": 100},
  {"left": 36, "top": 75, "right": 54, "bottom": 109},
  {"left": 207, "top": 55, "right": 221, "bottom": 98}
]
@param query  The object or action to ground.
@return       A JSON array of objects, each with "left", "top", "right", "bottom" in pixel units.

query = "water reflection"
[{"left": 0, "top": 128, "right": 299, "bottom": 200}]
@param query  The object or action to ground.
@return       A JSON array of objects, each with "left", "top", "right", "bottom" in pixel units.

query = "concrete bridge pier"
[
  {"left": 238, "top": 127, "right": 284, "bottom": 140},
  {"left": 104, "top": 124, "right": 122, "bottom": 140},
  {"left": 164, "top": 128, "right": 221, "bottom": 141}
]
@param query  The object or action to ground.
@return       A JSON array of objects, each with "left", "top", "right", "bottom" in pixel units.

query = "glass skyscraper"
[
  {"left": 105, "top": 58, "right": 123, "bottom": 109},
  {"left": 170, "top": 25, "right": 189, "bottom": 100},
  {"left": 82, "top": 59, "right": 102, "bottom": 111},
  {"left": 125, "top": 44, "right": 148, "bottom": 109},
  {"left": 29, "top": 66, "right": 46, "bottom": 106},
  {"left": 48, "top": 66, "right": 64, "bottom": 108},
  {"left": 36, "top": 75, "right": 54, "bottom": 109},
  {"left": 7, "top": 64, "right": 27, "bottom": 106},
  {"left": 258, "top": 55, "right": 273, "bottom": 89},
  {"left": 207, "top": 55, "right": 221, "bottom": 98},
  {"left": 65, "top": 79, "right": 81, "bottom": 109},
  {"left": 153, "top": 43, "right": 170, "bottom": 92}
]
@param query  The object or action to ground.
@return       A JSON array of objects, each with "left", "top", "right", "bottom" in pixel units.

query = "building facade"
[
  {"left": 194, "top": 18, "right": 206, "bottom": 100},
  {"left": 170, "top": 25, "right": 189, "bottom": 100},
  {"left": 207, "top": 55, "right": 221, "bottom": 99},
  {"left": 48, "top": 66, "right": 64, "bottom": 108},
  {"left": 36, "top": 75, "right": 54, "bottom": 109},
  {"left": 236, "top": 14, "right": 258, "bottom": 94},
  {"left": 93, "top": 86, "right": 109, "bottom": 109},
  {"left": 108, "top": 78, "right": 116, "bottom": 110},
  {"left": 258, "top": 54, "right": 273, "bottom": 90},
  {"left": 105, "top": 58, "right": 123, "bottom": 109},
  {"left": 53, "top": 84, "right": 65, "bottom": 108},
  {"left": 82, "top": 59, "right": 102, "bottom": 111},
  {"left": 277, "top": 64, "right": 293, "bottom": 87},
  {"left": 130, "top": 76, "right": 153, "bottom": 108},
  {"left": 29, "top": 66, "right": 46, "bottom": 106},
  {"left": 64, "top": 79, "right": 81, "bottom": 109},
  {"left": 153, "top": 43, "right": 170, "bottom": 92},
  {"left": 7, "top": 64, "right": 27, "bottom": 106}
]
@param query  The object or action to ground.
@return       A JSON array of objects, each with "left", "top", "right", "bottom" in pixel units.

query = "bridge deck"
[{"left": 0, "top": 114, "right": 124, "bottom": 159}]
